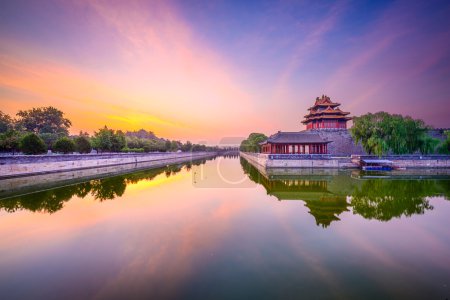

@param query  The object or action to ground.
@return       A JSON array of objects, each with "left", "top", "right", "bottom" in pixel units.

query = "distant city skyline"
[{"left": 1, "top": 0, "right": 449, "bottom": 143}]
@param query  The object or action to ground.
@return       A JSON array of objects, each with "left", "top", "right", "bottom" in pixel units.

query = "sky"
[{"left": 0, "top": 0, "right": 449, "bottom": 143}]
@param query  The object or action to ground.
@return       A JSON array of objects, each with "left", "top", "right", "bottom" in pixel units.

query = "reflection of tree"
[
  {"left": 240, "top": 157, "right": 450, "bottom": 226},
  {"left": 0, "top": 185, "right": 79, "bottom": 213},
  {"left": 91, "top": 177, "right": 126, "bottom": 201},
  {"left": 0, "top": 158, "right": 215, "bottom": 214},
  {"left": 350, "top": 180, "right": 438, "bottom": 221}
]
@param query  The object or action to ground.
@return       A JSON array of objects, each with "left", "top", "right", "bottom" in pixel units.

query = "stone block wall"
[
  {"left": 308, "top": 129, "right": 365, "bottom": 156},
  {"left": 0, "top": 152, "right": 216, "bottom": 178}
]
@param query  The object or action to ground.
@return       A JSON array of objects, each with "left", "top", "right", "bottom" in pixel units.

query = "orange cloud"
[{"left": 0, "top": 0, "right": 259, "bottom": 142}]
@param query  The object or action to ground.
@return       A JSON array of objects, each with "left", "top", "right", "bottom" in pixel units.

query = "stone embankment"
[
  {"left": 240, "top": 152, "right": 357, "bottom": 169},
  {"left": 352, "top": 155, "right": 450, "bottom": 168},
  {"left": 0, "top": 152, "right": 216, "bottom": 179},
  {"left": 241, "top": 152, "right": 450, "bottom": 170}
]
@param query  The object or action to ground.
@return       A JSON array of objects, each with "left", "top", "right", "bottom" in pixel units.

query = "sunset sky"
[{"left": 0, "top": 0, "right": 449, "bottom": 143}]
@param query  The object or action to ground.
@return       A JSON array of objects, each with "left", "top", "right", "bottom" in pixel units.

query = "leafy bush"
[
  {"left": 74, "top": 135, "right": 92, "bottom": 153},
  {"left": 19, "top": 133, "right": 47, "bottom": 155},
  {"left": 0, "top": 130, "right": 21, "bottom": 154},
  {"left": 53, "top": 137, "right": 75, "bottom": 154}
]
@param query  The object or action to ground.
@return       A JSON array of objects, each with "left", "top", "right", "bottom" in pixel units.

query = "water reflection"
[
  {"left": 2, "top": 156, "right": 449, "bottom": 228},
  {"left": 240, "top": 158, "right": 450, "bottom": 227},
  {"left": 0, "top": 159, "right": 210, "bottom": 214}
]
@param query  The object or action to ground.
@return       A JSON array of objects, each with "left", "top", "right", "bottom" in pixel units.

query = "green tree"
[
  {"left": 170, "top": 140, "right": 179, "bottom": 151},
  {"left": 39, "top": 132, "right": 61, "bottom": 150},
  {"left": 92, "top": 126, "right": 127, "bottom": 153},
  {"left": 0, "top": 130, "right": 22, "bottom": 154},
  {"left": 111, "top": 130, "right": 126, "bottom": 152},
  {"left": 0, "top": 111, "right": 14, "bottom": 133},
  {"left": 351, "top": 112, "right": 438, "bottom": 156},
  {"left": 164, "top": 140, "right": 171, "bottom": 151},
  {"left": 16, "top": 106, "right": 71, "bottom": 135},
  {"left": 19, "top": 133, "right": 47, "bottom": 155},
  {"left": 53, "top": 137, "right": 75, "bottom": 154},
  {"left": 92, "top": 126, "right": 114, "bottom": 152},
  {"left": 182, "top": 141, "right": 192, "bottom": 152},
  {"left": 437, "top": 130, "right": 450, "bottom": 154},
  {"left": 240, "top": 133, "right": 268, "bottom": 152},
  {"left": 74, "top": 135, "right": 92, "bottom": 153}
]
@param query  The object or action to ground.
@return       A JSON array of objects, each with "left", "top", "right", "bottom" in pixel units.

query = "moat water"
[{"left": 0, "top": 156, "right": 449, "bottom": 299}]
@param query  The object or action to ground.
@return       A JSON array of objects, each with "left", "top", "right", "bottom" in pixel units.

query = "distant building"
[{"left": 302, "top": 95, "right": 351, "bottom": 129}]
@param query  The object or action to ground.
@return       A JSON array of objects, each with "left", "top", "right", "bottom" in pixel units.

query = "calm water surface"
[{"left": 1, "top": 156, "right": 449, "bottom": 299}]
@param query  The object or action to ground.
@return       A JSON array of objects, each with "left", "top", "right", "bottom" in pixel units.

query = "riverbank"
[{"left": 0, "top": 152, "right": 217, "bottom": 179}]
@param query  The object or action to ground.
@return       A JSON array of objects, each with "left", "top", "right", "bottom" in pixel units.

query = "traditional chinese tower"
[{"left": 302, "top": 95, "right": 351, "bottom": 130}]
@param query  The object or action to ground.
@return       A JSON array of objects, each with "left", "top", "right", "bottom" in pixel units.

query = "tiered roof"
[
  {"left": 259, "top": 131, "right": 330, "bottom": 145},
  {"left": 302, "top": 95, "right": 351, "bottom": 124}
]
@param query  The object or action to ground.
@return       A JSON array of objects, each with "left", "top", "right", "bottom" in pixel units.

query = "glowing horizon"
[{"left": 1, "top": 0, "right": 449, "bottom": 143}]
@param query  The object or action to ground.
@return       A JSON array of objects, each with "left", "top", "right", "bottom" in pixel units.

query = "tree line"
[
  {"left": 351, "top": 112, "right": 449, "bottom": 156},
  {"left": 0, "top": 107, "right": 218, "bottom": 155}
]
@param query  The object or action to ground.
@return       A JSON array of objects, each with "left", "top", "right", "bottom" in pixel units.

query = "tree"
[
  {"left": 182, "top": 141, "right": 192, "bottom": 152},
  {"left": 74, "top": 135, "right": 92, "bottom": 153},
  {"left": 92, "top": 126, "right": 113, "bottom": 153},
  {"left": 92, "top": 126, "right": 126, "bottom": 153},
  {"left": 16, "top": 106, "right": 71, "bottom": 135},
  {"left": 240, "top": 133, "right": 268, "bottom": 152},
  {"left": 19, "top": 133, "right": 47, "bottom": 155},
  {"left": 165, "top": 140, "right": 171, "bottom": 151},
  {"left": 351, "top": 112, "right": 438, "bottom": 156},
  {"left": 0, "top": 130, "right": 21, "bottom": 154},
  {"left": 111, "top": 130, "right": 126, "bottom": 152},
  {"left": 53, "top": 137, "right": 75, "bottom": 154},
  {"left": 437, "top": 130, "right": 450, "bottom": 154},
  {"left": 39, "top": 133, "right": 61, "bottom": 150},
  {"left": 0, "top": 111, "right": 14, "bottom": 133},
  {"left": 170, "top": 140, "right": 180, "bottom": 151}
]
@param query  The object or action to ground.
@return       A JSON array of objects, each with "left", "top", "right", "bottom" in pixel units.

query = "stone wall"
[
  {"left": 240, "top": 152, "right": 357, "bottom": 169},
  {"left": 0, "top": 152, "right": 216, "bottom": 179},
  {"left": 352, "top": 155, "right": 450, "bottom": 168},
  {"left": 241, "top": 152, "right": 450, "bottom": 170},
  {"left": 308, "top": 129, "right": 365, "bottom": 156}
]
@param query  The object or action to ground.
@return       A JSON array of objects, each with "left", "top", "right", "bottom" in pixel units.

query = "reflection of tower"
[
  {"left": 240, "top": 157, "right": 350, "bottom": 228},
  {"left": 268, "top": 180, "right": 350, "bottom": 228},
  {"left": 303, "top": 196, "right": 349, "bottom": 228}
]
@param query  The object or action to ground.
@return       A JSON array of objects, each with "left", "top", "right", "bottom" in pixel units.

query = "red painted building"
[
  {"left": 259, "top": 132, "right": 330, "bottom": 154},
  {"left": 302, "top": 95, "right": 351, "bottom": 129}
]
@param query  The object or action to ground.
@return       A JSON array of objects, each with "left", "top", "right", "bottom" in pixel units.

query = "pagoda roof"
[
  {"left": 260, "top": 131, "right": 330, "bottom": 145},
  {"left": 308, "top": 95, "right": 341, "bottom": 110},
  {"left": 301, "top": 115, "right": 352, "bottom": 124},
  {"left": 304, "top": 106, "right": 350, "bottom": 118}
]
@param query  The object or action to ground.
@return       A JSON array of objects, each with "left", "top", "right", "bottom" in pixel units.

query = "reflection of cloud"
[{"left": 272, "top": 206, "right": 346, "bottom": 298}]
